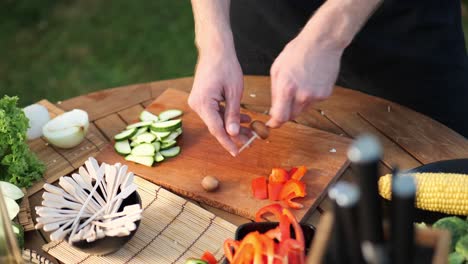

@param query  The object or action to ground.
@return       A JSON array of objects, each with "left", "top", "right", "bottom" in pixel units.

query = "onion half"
[
  {"left": 23, "top": 104, "right": 50, "bottom": 140},
  {"left": 43, "top": 109, "right": 89, "bottom": 149}
]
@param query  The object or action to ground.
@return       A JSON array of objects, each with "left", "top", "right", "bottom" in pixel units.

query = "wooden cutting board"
[{"left": 96, "top": 89, "right": 351, "bottom": 222}]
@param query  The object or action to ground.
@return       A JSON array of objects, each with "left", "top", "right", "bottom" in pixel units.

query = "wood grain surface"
[{"left": 96, "top": 89, "right": 351, "bottom": 221}]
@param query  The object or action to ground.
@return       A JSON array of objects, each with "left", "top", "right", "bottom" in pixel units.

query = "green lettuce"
[{"left": 0, "top": 96, "right": 44, "bottom": 187}]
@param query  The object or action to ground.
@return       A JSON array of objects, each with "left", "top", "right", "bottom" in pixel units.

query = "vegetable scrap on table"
[{"left": 188, "top": 204, "right": 307, "bottom": 264}]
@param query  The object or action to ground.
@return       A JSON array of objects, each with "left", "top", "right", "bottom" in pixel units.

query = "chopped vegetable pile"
[
  {"left": 252, "top": 166, "right": 308, "bottom": 209},
  {"left": 114, "top": 109, "right": 183, "bottom": 167},
  {"left": 187, "top": 204, "right": 306, "bottom": 264},
  {"left": 0, "top": 96, "right": 45, "bottom": 187}
]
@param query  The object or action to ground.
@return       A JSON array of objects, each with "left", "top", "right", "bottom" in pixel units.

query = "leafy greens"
[{"left": 0, "top": 96, "right": 44, "bottom": 187}]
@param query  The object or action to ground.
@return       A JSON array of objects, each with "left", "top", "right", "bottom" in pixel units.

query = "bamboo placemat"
[
  {"left": 18, "top": 189, "right": 34, "bottom": 231},
  {"left": 42, "top": 176, "right": 237, "bottom": 264}
]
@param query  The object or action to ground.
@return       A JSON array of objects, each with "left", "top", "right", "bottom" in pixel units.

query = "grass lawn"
[
  {"left": 0, "top": 0, "right": 197, "bottom": 106},
  {"left": 1, "top": 1, "right": 467, "bottom": 106}
]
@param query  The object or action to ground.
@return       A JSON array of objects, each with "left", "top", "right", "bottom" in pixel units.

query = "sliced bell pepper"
[
  {"left": 259, "top": 234, "right": 275, "bottom": 264},
  {"left": 279, "top": 238, "right": 305, "bottom": 264},
  {"left": 269, "top": 168, "right": 289, "bottom": 183},
  {"left": 256, "top": 204, "right": 291, "bottom": 242},
  {"left": 288, "top": 167, "right": 298, "bottom": 179},
  {"left": 268, "top": 182, "right": 284, "bottom": 201},
  {"left": 251, "top": 176, "right": 268, "bottom": 200},
  {"left": 285, "top": 193, "right": 305, "bottom": 209},
  {"left": 231, "top": 243, "right": 254, "bottom": 264},
  {"left": 282, "top": 208, "right": 305, "bottom": 248},
  {"left": 264, "top": 227, "right": 281, "bottom": 240},
  {"left": 255, "top": 203, "right": 283, "bottom": 222},
  {"left": 232, "top": 232, "right": 263, "bottom": 264},
  {"left": 290, "top": 165, "right": 307, "bottom": 181},
  {"left": 201, "top": 251, "right": 217, "bottom": 264},
  {"left": 279, "top": 180, "right": 306, "bottom": 201},
  {"left": 223, "top": 239, "right": 239, "bottom": 263}
]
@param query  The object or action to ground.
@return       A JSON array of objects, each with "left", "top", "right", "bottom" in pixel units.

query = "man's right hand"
[{"left": 188, "top": 50, "right": 246, "bottom": 157}]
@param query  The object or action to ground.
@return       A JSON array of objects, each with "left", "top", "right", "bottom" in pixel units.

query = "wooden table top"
[{"left": 24, "top": 75, "right": 468, "bottom": 263}]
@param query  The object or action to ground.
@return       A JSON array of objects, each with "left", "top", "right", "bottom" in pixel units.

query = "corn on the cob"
[{"left": 378, "top": 173, "right": 468, "bottom": 216}]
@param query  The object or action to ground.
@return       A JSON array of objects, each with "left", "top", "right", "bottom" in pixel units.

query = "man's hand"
[
  {"left": 267, "top": 35, "right": 342, "bottom": 128},
  {"left": 267, "top": 0, "right": 382, "bottom": 128},
  {"left": 190, "top": 0, "right": 253, "bottom": 156},
  {"left": 188, "top": 51, "right": 245, "bottom": 157}
]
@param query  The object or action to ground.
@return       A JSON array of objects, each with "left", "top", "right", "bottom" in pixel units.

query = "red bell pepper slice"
[
  {"left": 201, "top": 251, "right": 217, "bottom": 264},
  {"left": 269, "top": 168, "right": 289, "bottom": 183},
  {"left": 279, "top": 238, "right": 305, "bottom": 264},
  {"left": 255, "top": 203, "right": 283, "bottom": 222},
  {"left": 290, "top": 166, "right": 307, "bottom": 181},
  {"left": 264, "top": 227, "right": 281, "bottom": 240},
  {"left": 282, "top": 208, "right": 305, "bottom": 248},
  {"left": 279, "top": 180, "right": 306, "bottom": 201},
  {"left": 251, "top": 176, "right": 268, "bottom": 200},
  {"left": 259, "top": 234, "right": 275, "bottom": 264},
  {"left": 284, "top": 193, "right": 304, "bottom": 209},
  {"left": 231, "top": 244, "right": 254, "bottom": 264},
  {"left": 232, "top": 232, "right": 263, "bottom": 264},
  {"left": 268, "top": 182, "right": 284, "bottom": 201},
  {"left": 288, "top": 167, "right": 298, "bottom": 179},
  {"left": 256, "top": 204, "right": 291, "bottom": 242},
  {"left": 223, "top": 239, "right": 239, "bottom": 263}
]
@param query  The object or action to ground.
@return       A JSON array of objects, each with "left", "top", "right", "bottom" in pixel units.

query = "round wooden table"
[{"left": 24, "top": 76, "right": 468, "bottom": 262}]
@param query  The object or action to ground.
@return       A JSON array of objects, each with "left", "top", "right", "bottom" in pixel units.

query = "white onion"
[
  {"left": 4, "top": 196, "right": 19, "bottom": 220},
  {"left": 23, "top": 104, "right": 50, "bottom": 140},
  {"left": 43, "top": 109, "right": 89, "bottom": 149},
  {"left": 0, "top": 181, "right": 24, "bottom": 200}
]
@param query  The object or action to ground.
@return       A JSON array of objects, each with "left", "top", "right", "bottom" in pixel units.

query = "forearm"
[
  {"left": 190, "top": 0, "right": 235, "bottom": 55},
  {"left": 298, "top": 0, "right": 382, "bottom": 50}
]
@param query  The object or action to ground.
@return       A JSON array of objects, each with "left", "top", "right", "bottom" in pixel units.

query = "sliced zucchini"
[
  {"left": 126, "top": 120, "right": 153, "bottom": 130},
  {"left": 130, "top": 140, "right": 140, "bottom": 147},
  {"left": 150, "top": 119, "right": 182, "bottom": 132},
  {"left": 155, "top": 152, "right": 165, "bottom": 162},
  {"left": 130, "top": 143, "right": 155, "bottom": 156},
  {"left": 160, "top": 146, "right": 181, "bottom": 158},
  {"left": 161, "top": 140, "right": 177, "bottom": 150},
  {"left": 150, "top": 131, "right": 171, "bottom": 140},
  {"left": 133, "top": 133, "right": 157, "bottom": 144},
  {"left": 114, "top": 140, "right": 132, "bottom": 155},
  {"left": 114, "top": 128, "right": 137, "bottom": 141},
  {"left": 139, "top": 110, "right": 159, "bottom": 122},
  {"left": 158, "top": 109, "right": 183, "bottom": 121},
  {"left": 125, "top": 155, "right": 154, "bottom": 167},
  {"left": 131, "top": 127, "right": 149, "bottom": 139},
  {"left": 163, "top": 130, "right": 181, "bottom": 142},
  {"left": 153, "top": 141, "right": 161, "bottom": 152}
]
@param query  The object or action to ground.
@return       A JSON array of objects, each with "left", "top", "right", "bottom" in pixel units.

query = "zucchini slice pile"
[{"left": 113, "top": 109, "right": 183, "bottom": 167}]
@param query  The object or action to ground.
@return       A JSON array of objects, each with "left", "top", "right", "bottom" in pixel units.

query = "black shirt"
[{"left": 230, "top": 0, "right": 468, "bottom": 137}]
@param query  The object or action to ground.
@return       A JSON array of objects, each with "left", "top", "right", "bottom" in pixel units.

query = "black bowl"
[
  {"left": 70, "top": 191, "right": 141, "bottom": 256},
  {"left": 235, "top": 222, "right": 316, "bottom": 254}
]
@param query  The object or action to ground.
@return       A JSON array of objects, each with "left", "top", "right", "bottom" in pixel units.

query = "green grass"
[
  {"left": 0, "top": 1, "right": 467, "bottom": 106},
  {"left": 0, "top": 0, "right": 197, "bottom": 106}
]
